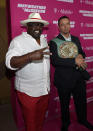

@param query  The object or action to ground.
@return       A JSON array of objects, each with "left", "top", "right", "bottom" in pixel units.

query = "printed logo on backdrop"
[
  {"left": 80, "top": 0, "right": 93, "bottom": 5},
  {"left": 87, "top": 88, "right": 93, "bottom": 94},
  {"left": 81, "top": 22, "right": 93, "bottom": 28},
  {"left": 87, "top": 96, "right": 93, "bottom": 103},
  {"left": 56, "top": 0, "right": 74, "bottom": 3},
  {"left": 87, "top": 68, "right": 93, "bottom": 73},
  {"left": 84, "top": 46, "right": 93, "bottom": 51},
  {"left": 87, "top": 77, "right": 93, "bottom": 84},
  {"left": 79, "top": 10, "right": 93, "bottom": 17},
  {"left": 17, "top": 3, "right": 46, "bottom": 13},
  {"left": 54, "top": 96, "right": 60, "bottom": 113},
  {"left": 80, "top": 34, "right": 93, "bottom": 40},
  {"left": 85, "top": 56, "right": 93, "bottom": 63},
  {"left": 53, "top": 20, "right": 75, "bottom": 28},
  {"left": 54, "top": 8, "right": 73, "bottom": 15}
]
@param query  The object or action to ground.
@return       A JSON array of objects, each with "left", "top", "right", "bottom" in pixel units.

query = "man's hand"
[
  {"left": 29, "top": 47, "right": 52, "bottom": 61},
  {"left": 75, "top": 54, "right": 87, "bottom": 70},
  {"left": 10, "top": 46, "right": 52, "bottom": 69},
  {"left": 77, "top": 54, "right": 84, "bottom": 59}
]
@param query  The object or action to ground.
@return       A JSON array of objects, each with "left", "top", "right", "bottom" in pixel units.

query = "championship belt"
[
  {"left": 51, "top": 38, "right": 91, "bottom": 81},
  {"left": 52, "top": 38, "right": 78, "bottom": 58}
]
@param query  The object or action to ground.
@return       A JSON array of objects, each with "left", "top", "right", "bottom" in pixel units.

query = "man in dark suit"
[{"left": 50, "top": 16, "right": 93, "bottom": 131}]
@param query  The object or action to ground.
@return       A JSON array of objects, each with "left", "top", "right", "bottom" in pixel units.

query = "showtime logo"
[
  {"left": 56, "top": 0, "right": 74, "bottom": 3},
  {"left": 80, "top": 33, "right": 93, "bottom": 40},
  {"left": 85, "top": 46, "right": 93, "bottom": 51},
  {"left": 17, "top": 3, "right": 46, "bottom": 13},
  {"left": 81, "top": 22, "right": 93, "bottom": 28},
  {"left": 79, "top": 10, "right": 93, "bottom": 17},
  {"left": 54, "top": 96, "right": 59, "bottom": 101},
  {"left": 85, "top": 56, "right": 93, "bottom": 63},
  {"left": 80, "top": 0, "right": 93, "bottom": 5},
  {"left": 53, "top": 20, "right": 75, "bottom": 28},
  {"left": 87, "top": 77, "right": 93, "bottom": 84},
  {"left": 87, "top": 68, "right": 93, "bottom": 73},
  {"left": 87, "top": 96, "right": 93, "bottom": 103},
  {"left": 70, "top": 21, "right": 75, "bottom": 28}
]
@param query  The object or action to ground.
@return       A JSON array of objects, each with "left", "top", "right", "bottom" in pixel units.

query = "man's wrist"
[{"left": 27, "top": 53, "right": 32, "bottom": 63}]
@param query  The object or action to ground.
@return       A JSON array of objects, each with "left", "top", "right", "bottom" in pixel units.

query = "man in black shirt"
[{"left": 50, "top": 16, "right": 93, "bottom": 131}]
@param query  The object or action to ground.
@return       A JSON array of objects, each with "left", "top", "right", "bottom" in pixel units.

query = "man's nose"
[{"left": 35, "top": 26, "right": 41, "bottom": 30}]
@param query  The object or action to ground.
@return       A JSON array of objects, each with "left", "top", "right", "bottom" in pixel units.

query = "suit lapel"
[
  {"left": 57, "top": 34, "right": 76, "bottom": 43},
  {"left": 71, "top": 35, "right": 75, "bottom": 42},
  {"left": 57, "top": 34, "right": 66, "bottom": 41}
]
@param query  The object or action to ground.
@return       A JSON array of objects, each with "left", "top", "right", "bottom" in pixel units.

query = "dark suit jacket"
[{"left": 50, "top": 34, "right": 86, "bottom": 88}]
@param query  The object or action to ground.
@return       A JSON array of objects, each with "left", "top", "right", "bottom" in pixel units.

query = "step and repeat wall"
[{"left": 7, "top": 0, "right": 93, "bottom": 130}]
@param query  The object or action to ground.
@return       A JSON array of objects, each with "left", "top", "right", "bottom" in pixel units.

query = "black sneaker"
[
  {"left": 79, "top": 121, "right": 93, "bottom": 130},
  {"left": 61, "top": 126, "right": 68, "bottom": 131}
]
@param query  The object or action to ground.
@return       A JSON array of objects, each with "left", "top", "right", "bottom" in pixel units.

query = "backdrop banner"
[{"left": 7, "top": 0, "right": 93, "bottom": 130}]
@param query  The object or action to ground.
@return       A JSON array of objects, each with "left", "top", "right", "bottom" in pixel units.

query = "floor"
[
  {"left": 0, "top": 102, "right": 93, "bottom": 131},
  {"left": 44, "top": 101, "right": 93, "bottom": 131},
  {"left": 0, "top": 104, "right": 17, "bottom": 131}
]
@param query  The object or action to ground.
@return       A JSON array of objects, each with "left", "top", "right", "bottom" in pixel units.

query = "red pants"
[{"left": 17, "top": 91, "right": 49, "bottom": 131}]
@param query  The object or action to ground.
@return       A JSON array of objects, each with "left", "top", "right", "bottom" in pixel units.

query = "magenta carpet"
[{"left": 44, "top": 101, "right": 93, "bottom": 131}]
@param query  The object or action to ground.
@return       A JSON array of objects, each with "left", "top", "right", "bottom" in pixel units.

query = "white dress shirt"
[
  {"left": 6, "top": 32, "right": 50, "bottom": 97},
  {"left": 61, "top": 34, "right": 71, "bottom": 41}
]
